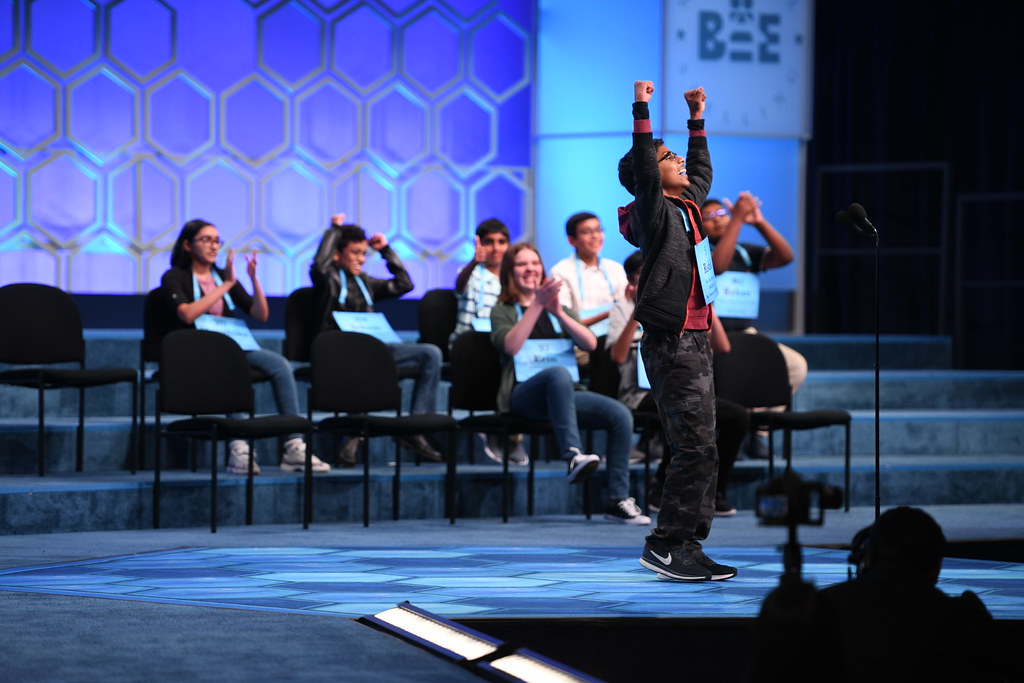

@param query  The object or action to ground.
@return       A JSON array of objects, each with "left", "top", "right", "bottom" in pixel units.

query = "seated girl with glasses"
[
  {"left": 489, "top": 242, "right": 648, "bottom": 524},
  {"left": 160, "top": 219, "right": 331, "bottom": 475}
]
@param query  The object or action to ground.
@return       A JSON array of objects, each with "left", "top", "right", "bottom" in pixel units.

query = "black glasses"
[
  {"left": 658, "top": 150, "right": 681, "bottom": 163},
  {"left": 193, "top": 236, "right": 224, "bottom": 247}
]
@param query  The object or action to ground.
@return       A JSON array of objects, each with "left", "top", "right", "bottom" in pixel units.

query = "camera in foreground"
[{"left": 755, "top": 470, "right": 843, "bottom": 527}]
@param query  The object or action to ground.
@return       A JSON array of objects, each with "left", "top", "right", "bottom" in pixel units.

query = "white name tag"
[
  {"left": 332, "top": 311, "right": 402, "bottom": 344},
  {"left": 513, "top": 338, "right": 579, "bottom": 382},
  {"left": 713, "top": 271, "right": 761, "bottom": 319},
  {"left": 194, "top": 314, "right": 261, "bottom": 351}
]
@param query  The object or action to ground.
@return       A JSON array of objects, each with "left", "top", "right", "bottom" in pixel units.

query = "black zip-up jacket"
[
  {"left": 309, "top": 227, "right": 413, "bottom": 333},
  {"left": 618, "top": 101, "right": 712, "bottom": 333}
]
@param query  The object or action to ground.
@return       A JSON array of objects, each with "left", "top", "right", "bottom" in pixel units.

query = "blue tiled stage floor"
[{"left": 2, "top": 545, "right": 1022, "bottom": 620}]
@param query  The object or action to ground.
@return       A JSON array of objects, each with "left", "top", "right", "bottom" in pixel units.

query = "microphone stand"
[
  {"left": 871, "top": 228, "right": 880, "bottom": 521},
  {"left": 837, "top": 207, "right": 881, "bottom": 520}
]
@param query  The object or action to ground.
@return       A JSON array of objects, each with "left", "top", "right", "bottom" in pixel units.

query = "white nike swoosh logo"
[{"left": 651, "top": 550, "right": 672, "bottom": 565}]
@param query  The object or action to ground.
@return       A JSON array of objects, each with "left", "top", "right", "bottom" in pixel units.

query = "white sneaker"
[
  {"left": 227, "top": 440, "right": 261, "bottom": 475},
  {"left": 604, "top": 497, "right": 651, "bottom": 525},
  {"left": 480, "top": 433, "right": 530, "bottom": 466},
  {"left": 280, "top": 437, "right": 330, "bottom": 473},
  {"left": 565, "top": 447, "right": 600, "bottom": 483}
]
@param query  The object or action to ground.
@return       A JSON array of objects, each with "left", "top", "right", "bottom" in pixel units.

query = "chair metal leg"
[
  {"left": 129, "top": 378, "right": 139, "bottom": 475},
  {"left": 502, "top": 432, "right": 511, "bottom": 523},
  {"left": 76, "top": 386, "right": 85, "bottom": 472},
  {"left": 245, "top": 437, "right": 255, "bottom": 526},
  {"left": 37, "top": 385, "right": 45, "bottom": 477},
  {"left": 139, "top": 374, "right": 147, "bottom": 472},
  {"left": 844, "top": 422, "right": 851, "bottom": 511},
  {"left": 393, "top": 435, "right": 401, "bottom": 522},
  {"left": 445, "top": 430, "right": 456, "bottom": 525},
  {"left": 210, "top": 429, "right": 219, "bottom": 533},
  {"left": 362, "top": 434, "right": 371, "bottom": 528},
  {"left": 783, "top": 429, "right": 793, "bottom": 473},
  {"left": 153, "top": 403, "right": 162, "bottom": 529},
  {"left": 303, "top": 427, "right": 313, "bottom": 529},
  {"left": 767, "top": 429, "right": 776, "bottom": 479}
]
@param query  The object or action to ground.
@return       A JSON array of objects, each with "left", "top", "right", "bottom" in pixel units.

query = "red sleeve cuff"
[
  {"left": 633, "top": 120, "right": 652, "bottom": 134},
  {"left": 689, "top": 129, "right": 706, "bottom": 137}
]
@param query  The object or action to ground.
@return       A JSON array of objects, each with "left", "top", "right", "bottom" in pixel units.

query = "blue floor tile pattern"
[{"left": 0, "top": 546, "right": 1021, "bottom": 620}]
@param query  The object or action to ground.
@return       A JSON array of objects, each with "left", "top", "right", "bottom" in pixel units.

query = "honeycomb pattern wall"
[{"left": 0, "top": 0, "right": 534, "bottom": 296}]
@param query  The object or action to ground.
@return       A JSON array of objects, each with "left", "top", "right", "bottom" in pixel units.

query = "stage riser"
[
  {"left": 3, "top": 411, "right": 1022, "bottom": 476},
  {"left": 775, "top": 335, "right": 953, "bottom": 370},
  {"left": 795, "top": 372, "right": 1024, "bottom": 411},
  {"left": 5, "top": 373, "right": 1023, "bottom": 418},
  {"left": 3, "top": 463, "right": 1023, "bottom": 534}
]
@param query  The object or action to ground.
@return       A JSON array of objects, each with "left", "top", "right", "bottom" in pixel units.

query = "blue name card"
[
  {"left": 471, "top": 318, "right": 492, "bottom": 332},
  {"left": 513, "top": 338, "right": 579, "bottom": 382},
  {"left": 580, "top": 304, "right": 613, "bottom": 338},
  {"left": 637, "top": 345, "right": 651, "bottom": 390},
  {"left": 332, "top": 311, "right": 402, "bottom": 344},
  {"left": 694, "top": 238, "right": 718, "bottom": 306},
  {"left": 713, "top": 271, "right": 760, "bottom": 319},
  {"left": 194, "top": 314, "right": 261, "bottom": 351}
]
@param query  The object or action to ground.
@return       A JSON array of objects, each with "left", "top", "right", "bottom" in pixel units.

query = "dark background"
[{"left": 807, "top": 0, "right": 1023, "bottom": 369}]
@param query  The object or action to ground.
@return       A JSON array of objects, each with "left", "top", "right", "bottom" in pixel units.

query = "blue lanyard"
[
  {"left": 574, "top": 255, "right": 615, "bottom": 301},
  {"left": 192, "top": 270, "right": 235, "bottom": 312},
  {"left": 339, "top": 273, "right": 373, "bottom": 307},
  {"left": 676, "top": 206, "right": 693, "bottom": 233},
  {"left": 474, "top": 264, "right": 491, "bottom": 312},
  {"left": 710, "top": 242, "right": 753, "bottom": 268},
  {"left": 514, "top": 303, "right": 562, "bottom": 335}
]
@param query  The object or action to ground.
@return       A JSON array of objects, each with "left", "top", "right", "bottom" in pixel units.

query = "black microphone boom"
[{"left": 848, "top": 203, "right": 877, "bottom": 235}]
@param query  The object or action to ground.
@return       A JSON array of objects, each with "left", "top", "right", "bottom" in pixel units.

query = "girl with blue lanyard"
[
  {"left": 161, "top": 219, "right": 331, "bottom": 475},
  {"left": 489, "top": 243, "right": 649, "bottom": 524}
]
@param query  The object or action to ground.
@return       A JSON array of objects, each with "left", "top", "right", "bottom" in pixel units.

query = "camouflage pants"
[{"left": 640, "top": 328, "right": 718, "bottom": 552}]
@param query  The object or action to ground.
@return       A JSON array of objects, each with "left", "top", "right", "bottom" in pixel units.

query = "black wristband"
[
  {"left": 687, "top": 119, "right": 705, "bottom": 131},
  {"left": 632, "top": 101, "right": 650, "bottom": 120}
]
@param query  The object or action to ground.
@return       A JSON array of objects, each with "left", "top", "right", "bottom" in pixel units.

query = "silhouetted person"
[{"left": 747, "top": 506, "right": 1009, "bottom": 682}]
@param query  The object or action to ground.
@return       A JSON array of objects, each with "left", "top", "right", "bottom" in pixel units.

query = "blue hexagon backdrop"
[{"left": 0, "top": 0, "right": 533, "bottom": 297}]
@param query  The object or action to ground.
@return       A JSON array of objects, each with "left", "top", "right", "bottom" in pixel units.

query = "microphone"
[
  {"left": 848, "top": 203, "right": 877, "bottom": 235},
  {"left": 836, "top": 209, "right": 859, "bottom": 233}
]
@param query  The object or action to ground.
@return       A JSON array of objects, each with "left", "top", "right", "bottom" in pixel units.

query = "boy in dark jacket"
[
  {"left": 310, "top": 214, "right": 443, "bottom": 463},
  {"left": 617, "top": 80, "right": 735, "bottom": 581}
]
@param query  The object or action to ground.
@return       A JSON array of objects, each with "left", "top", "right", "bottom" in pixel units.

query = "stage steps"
[{"left": 1, "top": 332, "right": 1022, "bottom": 533}]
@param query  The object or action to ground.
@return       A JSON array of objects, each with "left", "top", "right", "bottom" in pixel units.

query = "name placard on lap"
[
  {"left": 713, "top": 271, "right": 760, "bottom": 319},
  {"left": 694, "top": 238, "right": 718, "bottom": 305},
  {"left": 471, "top": 318, "right": 492, "bottom": 332},
  {"left": 332, "top": 311, "right": 402, "bottom": 344},
  {"left": 194, "top": 314, "right": 261, "bottom": 351},
  {"left": 580, "top": 304, "right": 613, "bottom": 338},
  {"left": 514, "top": 338, "right": 579, "bottom": 382}
]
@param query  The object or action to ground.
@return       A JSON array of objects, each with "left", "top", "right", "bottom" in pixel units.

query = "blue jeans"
[
  {"left": 390, "top": 342, "right": 441, "bottom": 414},
  {"left": 509, "top": 366, "right": 633, "bottom": 501},
  {"left": 228, "top": 348, "right": 304, "bottom": 441}
]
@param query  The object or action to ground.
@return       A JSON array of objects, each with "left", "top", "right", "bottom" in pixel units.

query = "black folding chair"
[
  {"left": 417, "top": 288, "right": 458, "bottom": 381},
  {"left": 154, "top": 329, "right": 313, "bottom": 532},
  {"left": 714, "top": 330, "right": 852, "bottom": 510},
  {"left": 140, "top": 287, "right": 269, "bottom": 471},
  {"left": 0, "top": 283, "right": 138, "bottom": 476},
  {"left": 449, "top": 331, "right": 595, "bottom": 522},
  {"left": 308, "top": 331, "right": 457, "bottom": 526}
]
